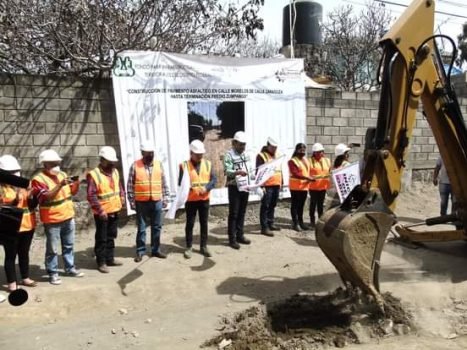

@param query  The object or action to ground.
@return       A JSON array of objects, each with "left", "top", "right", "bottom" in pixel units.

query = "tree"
[
  {"left": 457, "top": 23, "right": 467, "bottom": 69},
  {"left": 217, "top": 36, "right": 281, "bottom": 58},
  {"left": 319, "top": 1, "right": 392, "bottom": 91},
  {"left": 0, "top": 0, "right": 264, "bottom": 76}
]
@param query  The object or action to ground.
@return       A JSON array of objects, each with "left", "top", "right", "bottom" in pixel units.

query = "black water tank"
[{"left": 282, "top": 0, "right": 323, "bottom": 47}]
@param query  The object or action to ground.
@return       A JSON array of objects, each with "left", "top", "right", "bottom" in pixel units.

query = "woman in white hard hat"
[
  {"left": 308, "top": 143, "right": 331, "bottom": 228},
  {"left": 333, "top": 143, "right": 352, "bottom": 169},
  {"left": 0, "top": 155, "right": 37, "bottom": 291}
]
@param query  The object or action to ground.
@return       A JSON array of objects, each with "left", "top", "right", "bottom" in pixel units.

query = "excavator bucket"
[{"left": 316, "top": 188, "right": 395, "bottom": 311}]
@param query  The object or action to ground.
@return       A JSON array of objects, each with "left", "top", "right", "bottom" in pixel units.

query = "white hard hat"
[
  {"left": 312, "top": 143, "right": 325, "bottom": 153},
  {"left": 140, "top": 140, "right": 155, "bottom": 152},
  {"left": 189, "top": 139, "right": 206, "bottom": 154},
  {"left": 335, "top": 143, "right": 351, "bottom": 157},
  {"left": 233, "top": 131, "right": 247, "bottom": 143},
  {"left": 267, "top": 137, "right": 278, "bottom": 147},
  {"left": 99, "top": 146, "right": 118, "bottom": 162},
  {"left": 39, "top": 149, "right": 62, "bottom": 164},
  {"left": 0, "top": 155, "right": 21, "bottom": 171}
]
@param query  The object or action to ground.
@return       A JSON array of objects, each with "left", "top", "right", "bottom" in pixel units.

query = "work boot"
[
  {"left": 106, "top": 259, "right": 123, "bottom": 267},
  {"left": 261, "top": 228, "right": 274, "bottom": 237},
  {"left": 184, "top": 248, "right": 192, "bottom": 259},
  {"left": 292, "top": 223, "right": 301, "bottom": 232},
  {"left": 299, "top": 222, "right": 310, "bottom": 230},
  {"left": 229, "top": 241, "right": 241, "bottom": 250},
  {"left": 152, "top": 251, "right": 167, "bottom": 259},
  {"left": 98, "top": 264, "right": 110, "bottom": 273},
  {"left": 237, "top": 236, "right": 251, "bottom": 245},
  {"left": 134, "top": 254, "right": 143, "bottom": 263},
  {"left": 200, "top": 246, "right": 212, "bottom": 257},
  {"left": 269, "top": 224, "right": 281, "bottom": 231}
]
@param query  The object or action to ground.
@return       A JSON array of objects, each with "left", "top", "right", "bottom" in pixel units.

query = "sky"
[{"left": 257, "top": 0, "right": 467, "bottom": 49}]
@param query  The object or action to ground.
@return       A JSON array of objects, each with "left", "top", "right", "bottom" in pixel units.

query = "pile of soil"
[{"left": 202, "top": 288, "right": 413, "bottom": 349}]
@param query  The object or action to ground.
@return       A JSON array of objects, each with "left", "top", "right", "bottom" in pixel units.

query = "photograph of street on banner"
[{"left": 187, "top": 101, "right": 245, "bottom": 188}]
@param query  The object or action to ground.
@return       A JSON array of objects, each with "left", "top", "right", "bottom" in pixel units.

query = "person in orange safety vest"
[
  {"left": 0, "top": 155, "right": 37, "bottom": 292},
  {"left": 308, "top": 143, "right": 331, "bottom": 228},
  {"left": 31, "top": 149, "right": 84, "bottom": 286},
  {"left": 87, "top": 146, "right": 125, "bottom": 274},
  {"left": 178, "top": 140, "right": 217, "bottom": 259}
]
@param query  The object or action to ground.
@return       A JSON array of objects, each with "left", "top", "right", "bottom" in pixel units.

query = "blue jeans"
[
  {"left": 439, "top": 183, "right": 455, "bottom": 216},
  {"left": 135, "top": 201, "right": 163, "bottom": 255},
  {"left": 260, "top": 186, "right": 280, "bottom": 229},
  {"left": 44, "top": 218, "right": 76, "bottom": 275}
]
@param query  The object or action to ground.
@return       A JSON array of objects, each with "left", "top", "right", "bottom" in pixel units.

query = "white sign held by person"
[
  {"left": 166, "top": 166, "right": 191, "bottom": 219},
  {"left": 332, "top": 162, "right": 361, "bottom": 203},
  {"left": 237, "top": 156, "right": 285, "bottom": 192}
]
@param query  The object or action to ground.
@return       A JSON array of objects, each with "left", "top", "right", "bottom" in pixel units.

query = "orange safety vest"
[
  {"left": 289, "top": 157, "right": 310, "bottom": 191},
  {"left": 133, "top": 159, "right": 162, "bottom": 202},
  {"left": 33, "top": 171, "right": 74, "bottom": 224},
  {"left": 183, "top": 159, "right": 211, "bottom": 202},
  {"left": 309, "top": 157, "right": 331, "bottom": 191},
  {"left": 258, "top": 151, "right": 282, "bottom": 187},
  {"left": 0, "top": 185, "right": 36, "bottom": 232},
  {"left": 89, "top": 167, "right": 122, "bottom": 214}
]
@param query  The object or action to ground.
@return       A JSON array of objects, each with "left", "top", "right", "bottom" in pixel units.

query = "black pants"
[
  {"left": 3, "top": 230, "right": 34, "bottom": 284},
  {"left": 94, "top": 213, "right": 119, "bottom": 265},
  {"left": 309, "top": 190, "right": 327, "bottom": 224},
  {"left": 290, "top": 190, "right": 308, "bottom": 225},
  {"left": 185, "top": 200, "right": 210, "bottom": 248},
  {"left": 260, "top": 186, "right": 280, "bottom": 230},
  {"left": 228, "top": 185, "right": 249, "bottom": 243}
]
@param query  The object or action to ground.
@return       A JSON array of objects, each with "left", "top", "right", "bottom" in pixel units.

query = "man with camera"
[{"left": 32, "top": 149, "right": 84, "bottom": 285}]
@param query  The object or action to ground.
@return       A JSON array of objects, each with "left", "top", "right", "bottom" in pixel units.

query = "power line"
[
  {"left": 374, "top": 0, "right": 467, "bottom": 19},
  {"left": 438, "top": 0, "right": 467, "bottom": 9}
]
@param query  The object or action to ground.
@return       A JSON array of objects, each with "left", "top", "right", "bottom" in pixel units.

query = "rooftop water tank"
[{"left": 282, "top": 0, "right": 323, "bottom": 47}]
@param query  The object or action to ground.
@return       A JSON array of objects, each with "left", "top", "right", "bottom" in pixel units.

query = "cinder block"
[
  {"left": 421, "top": 128, "right": 433, "bottom": 137},
  {"left": 332, "top": 135, "right": 348, "bottom": 144},
  {"left": 307, "top": 117, "right": 316, "bottom": 126},
  {"left": 72, "top": 123, "right": 97, "bottom": 134},
  {"left": 4, "top": 134, "right": 33, "bottom": 146},
  {"left": 363, "top": 100, "right": 379, "bottom": 109},
  {"left": 60, "top": 134, "right": 87, "bottom": 146},
  {"left": 97, "top": 123, "right": 118, "bottom": 134},
  {"left": 323, "top": 108, "right": 340, "bottom": 117},
  {"left": 333, "top": 118, "right": 348, "bottom": 127},
  {"left": 363, "top": 119, "right": 376, "bottom": 127},
  {"left": 340, "top": 127, "right": 355, "bottom": 136},
  {"left": 421, "top": 145, "right": 434, "bottom": 153},
  {"left": 33, "top": 135, "right": 60, "bottom": 146},
  {"left": 1, "top": 85, "right": 31, "bottom": 98},
  {"left": 340, "top": 109, "right": 356, "bottom": 118},
  {"left": 349, "top": 118, "right": 363, "bottom": 127},
  {"left": 31, "top": 86, "right": 60, "bottom": 98},
  {"left": 0, "top": 97, "right": 16, "bottom": 109},
  {"left": 307, "top": 89, "right": 325, "bottom": 98},
  {"left": 355, "top": 109, "right": 370, "bottom": 118},
  {"left": 16, "top": 122, "right": 45, "bottom": 134},
  {"left": 315, "top": 135, "right": 332, "bottom": 144},
  {"left": 342, "top": 92, "right": 356, "bottom": 100},
  {"left": 316, "top": 116, "right": 333, "bottom": 126},
  {"left": 323, "top": 126, "right": 339, "bottom": 136},
  {"left": 355, "top": 127, "right": 368, "bottom": 136},
  {"left": 356, "top": 92, "right": 372, "bottom": 101},
  {"left": 308, "top": 107, "right": 324, "bottom": 117}
]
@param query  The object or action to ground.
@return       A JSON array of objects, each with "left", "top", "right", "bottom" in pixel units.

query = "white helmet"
[
  {"left": 335, "top": 143, "right": 351, "bottom": 157},
  {"left": 267, "top": 137, "right": 278, "bottom": 147},
  {"left": 140, "top": 140, "right": 155, "bottom": 152},
  {"left": 99, "top": 146, "right": 118, "bottom": 162},
  {"left": 233, "top": 131, "right": 247, "bottom": 143},
  {"left": 312, "top": 143, "right": 325, "bottom": 153},
  {"left": 189, "top": 139, "right": 206, "bottom": 154},
  {"left": 39, "top": 149, "right": 62, "bottom": 164},
  {"left": 0, "top": 155, "right": 21, "bottom": 171}
]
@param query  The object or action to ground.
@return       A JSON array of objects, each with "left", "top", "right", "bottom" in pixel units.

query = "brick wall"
[{"left": 0, "top": 74, "right": 117, "bottom": 178}]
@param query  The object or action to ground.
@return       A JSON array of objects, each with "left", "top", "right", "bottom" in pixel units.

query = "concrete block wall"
[
  {"left": 305, "top": 87, "right": 467, "bottom": 170},
  {"left": 0, "top": 74, "right": 118, "bottom": 178}
]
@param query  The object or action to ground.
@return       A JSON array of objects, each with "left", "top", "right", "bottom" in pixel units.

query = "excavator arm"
[{"left": 316, "top": 0, "right": 467, "bottom": 312}]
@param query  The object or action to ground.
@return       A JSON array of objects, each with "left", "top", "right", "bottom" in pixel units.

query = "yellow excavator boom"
[{"left": 316, "top": 0, "right": 467, "bottom": 312}]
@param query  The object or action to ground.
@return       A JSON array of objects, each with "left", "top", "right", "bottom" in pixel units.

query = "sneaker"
[
  {"left": 261, "top": 228, "right": 274, "bottom": 237},
  {"left": 269, "top": 224, "right": 281, "bottom": 231},
  {"left": 98, "top": 264, "right": 110, "bottom": 273},
  {"left": 184, "top": 248, "right": 192, "bottom": 259},
  {"left": 229, "top": 242, "right": 241, "bottom": 250},
  {"left": 151, "top": 251, "right": 167, "bottom": 259},
  {"left": 200, "top": 247, "right": 212, "bottom": 258},
  {"left": 66, "top": 269, "right": 84, "bottom": 277},
  {"left": 106, "top": 259, "right": 123, "bottom": 266},
  {"left": 134, "top": 254, "right": 143, "bottom": 262},
  {"left": 49, "top": 274, "right": 62, "bottom": 285},
  {"left": 237, "top": 237, "right": 251, "bottom": 245}
]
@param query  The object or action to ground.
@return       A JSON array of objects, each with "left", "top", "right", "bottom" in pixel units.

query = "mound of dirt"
[{"left": 202, "top": 288, "right": 413, "bottom": 349}]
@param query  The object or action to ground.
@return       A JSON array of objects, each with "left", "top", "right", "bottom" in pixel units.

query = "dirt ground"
[{"left": 2, "top": 181, "right": 467, "bottom": 349}]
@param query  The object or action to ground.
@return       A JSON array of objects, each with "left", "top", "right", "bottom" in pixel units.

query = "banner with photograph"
[
  {"left": 331, "top": 162, "right": 361, "bottom": 203},
  {"left": 112, "top": 51, "right": 306, "bottom": 206}
]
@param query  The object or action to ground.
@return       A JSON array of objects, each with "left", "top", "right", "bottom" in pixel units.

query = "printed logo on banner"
[
  {"left": 113, "top": 56, "right": 136, "bottom": 77},
  {"left": 331, "top": 162, "right": 361, "bottom": 203}
]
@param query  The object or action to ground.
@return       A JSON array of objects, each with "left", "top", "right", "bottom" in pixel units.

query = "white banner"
[
  {"left": 165, "top": 165, "right": 190, "bottom": 220},
  {"left": 331, "top": 162, "right": 361, "bottom": 203},
  {"left": 112, "top": 51, "right": 306, "bottom": 206}
]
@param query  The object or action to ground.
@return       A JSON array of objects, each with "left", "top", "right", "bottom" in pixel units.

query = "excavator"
[{"left": 316, "top": 0, "right": 467, "bottom": 312}]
